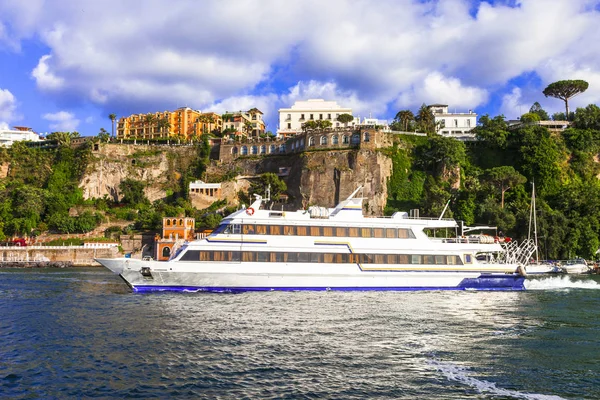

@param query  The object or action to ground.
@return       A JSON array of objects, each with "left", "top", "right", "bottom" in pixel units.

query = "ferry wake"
[{"left": 96, "top": 187, "right": 536, "bottom": 293}]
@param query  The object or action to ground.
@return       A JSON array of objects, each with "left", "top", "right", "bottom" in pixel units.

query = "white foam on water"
[
  {"left": 524, "top": 275, "right": 600, "bottom": 291},
  {"left": 430, "top": 360, "right": 565, "bottom": 400}
]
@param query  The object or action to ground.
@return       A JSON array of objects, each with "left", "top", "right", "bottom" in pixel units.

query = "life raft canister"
[{"left": 246, "top": 207, "right": 255, "bottom": 216}]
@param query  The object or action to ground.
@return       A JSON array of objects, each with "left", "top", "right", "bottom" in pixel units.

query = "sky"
[{"left": 1, "top": 0, "right": 600, "bottom": 136}]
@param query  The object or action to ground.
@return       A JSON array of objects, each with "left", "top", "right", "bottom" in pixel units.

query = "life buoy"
[{"left": 246, "top": 207, "right": 255, "bottom": 216}]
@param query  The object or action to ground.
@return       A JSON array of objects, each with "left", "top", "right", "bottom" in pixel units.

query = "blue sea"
[{"left": 1, "top": 268, "right": 599, "bottom": 399}]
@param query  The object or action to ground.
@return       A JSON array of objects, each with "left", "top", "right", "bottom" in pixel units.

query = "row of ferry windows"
[
  {"left": 180, "top": 250, "right": 463, "bottom": 265},
  {"left": 214, "top": 224, "right": 416, "bottom": 239}
]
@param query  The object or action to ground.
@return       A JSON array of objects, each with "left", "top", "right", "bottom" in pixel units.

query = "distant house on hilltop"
[
  {"left": 0, "top": 126, "right": 42, "bottom": 147},
  {"left": 428, "top": 104, "right": 477, "bottom": 138},
  {"left": 277, "top": 99, "right": 358, "bottom": 138}
]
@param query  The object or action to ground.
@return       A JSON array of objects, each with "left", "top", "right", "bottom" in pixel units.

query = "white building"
[
  {"left": 278, "top": 99, "right": 358, "bottom": 137},
  {"left": 428, "top": 104, "right": 477, "bottom": 137},
  {"left": 0, "top": 127, "right": 42, "bottom": 147},
  {"left": 360, "top": 117, "right": 390, "bottom": 132}
]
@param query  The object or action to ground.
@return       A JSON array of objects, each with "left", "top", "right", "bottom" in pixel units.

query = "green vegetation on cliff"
[{"left": 385, "top": 102, "right": 600, "bottom": 259}]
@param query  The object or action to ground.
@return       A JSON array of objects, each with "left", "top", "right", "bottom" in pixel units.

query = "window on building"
[
  {"left": 286, "top": 114, "right": 291, "bottom": 120},
  {"left": 251, "top": 146, "right": 258, "bottom": 154},
  {"left": 467, "top": 119, "right": 471, "bottom": 127},
  {"left": 310, "top": 114, "right": 314, "bottom": 120},
  {"left": 287, "top": 123, "right": 291, "bottom": 129},
  {"left": 300, "top": 114, "right": 305, "bottom": 120},
  {"left": 320, "top": 136, "right": 327, "bottom": 145},
  {"left": 454, "top": 119, "right": 458, "bottom": 127},
  {"left": 364, "top": 132, "right": 370, "bottom": 142},
  {"left": 162, "top": 246, "right": 171, "bottom": 258},
  {"left": 343, "top": 135, "right": 349, "bottom": 144},
  {"left": 332, "top": 135, "right": 339, "bottom": 145},
  {"left": 241, "top": 146, "right": 248, "bottom": 155},
  {"left": 327, "top": 113, "right": 331, "bottom": 120},
  {"left": 260, "top": 145, "right": 266, "bottom": 154},
  {"left": 309, "top": 137, "right": 315, "bottom": 146},
  {"left": 319, "top": 114, "right": 323, "bottom": 120}
]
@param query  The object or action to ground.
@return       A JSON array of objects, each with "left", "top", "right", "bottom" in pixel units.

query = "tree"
[
  {"left": 337, "top": 113, "right": 354, "bottom": 125},
  {"left": 529, "top": 102, "right": 549, "bottom": 121},
  {"left": 157, "top": 118, "right": 171, "bottom": 137},
  {"left": 250, "top": 173, "right": 287, "bottom": 201},
  {"left": 97, "top": 128, "right": 110, "bottom": 143},
  {"left": 109, "top": 113, "right": 117, "bottom": 137},
  {"left": 315, "top": 119, "right": 332, "bottom": 129},
  {"left": 415, "top": 104, "right": 436, "bottom": 134},
  {"left": 484, "top": 166, "right": 527, "bottom": 208},
  {"left": 393, "top": 110, "right": 415, "bottom": 131},
  {"left": 473, "top": 114, "right": 510, "bottom": 148},
  {"left": 144, "top": 114, "right": 156, "bottom": 137},
  {"left": 302, "top": 120, "right": 318, "bottom": 131},
  {"left": 542, "top": 80, "right": 589, "bottom": 120},
  {"left": 119, "top": 179, "right": 147, "bottom": 205},
  {"left": 573, "top": 104, "right": 600, "bottom": 130},
  {"left": 520, "top": 112, "right": 541, "bottom": 123}
]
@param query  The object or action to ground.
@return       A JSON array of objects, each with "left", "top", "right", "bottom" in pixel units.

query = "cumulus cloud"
[
  {"left": 0, "top": 0, "right": 599, "bottom": 127},
  {"left": 396, "top": 72, "right": 488, "bottom": 111},
  {"left": 499, "top": 87, "right": 531, "bottom": 119},
  {"left": 42, "top": 111, "right": 80, "bottom": 131},
  {"left": 0, "top": 88, "right": 18, "bottom": 129}
]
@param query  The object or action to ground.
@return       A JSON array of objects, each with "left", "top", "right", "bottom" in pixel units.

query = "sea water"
[{"left": 1, "top": 268, "right": 599, "bottom": 399}]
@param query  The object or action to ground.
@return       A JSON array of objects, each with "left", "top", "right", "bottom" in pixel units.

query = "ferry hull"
[{"left": 98, "top": 259, "right": 525, "bottom": 292}]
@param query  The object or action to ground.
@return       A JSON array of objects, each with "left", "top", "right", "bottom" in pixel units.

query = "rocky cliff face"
[
  {"left": 81, "top": 144, "right": 393, "bottom": 214},
  {"left": 210, "top": 149, "right": 392, "bottom": 215},
  {"left": 80, "top": 144, "right": 197, "bottom": 202}
]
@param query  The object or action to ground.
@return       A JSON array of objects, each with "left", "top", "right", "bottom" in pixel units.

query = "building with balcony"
[
  {"left": 117, "top": 107, "right": 223, "bottom": 140},
  {"left": 278, "top": 99, "right": 358, "bottom": 137},
  {"left": 222, "top": 108, "right": 266, "bottom": 139},
  {"left": 0, "top": 126, "right": 42, "bottom": 147},
  {"left": 427, "top": 104, "right": 477, "bottom": 137}
]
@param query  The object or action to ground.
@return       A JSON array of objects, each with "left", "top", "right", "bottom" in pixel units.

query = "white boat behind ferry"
[
  {"left": 558, "top": 259, "right": 591, "bottom": 274},
  {"left": 97, "top": 187, "right": 536, "bottom": 293}
]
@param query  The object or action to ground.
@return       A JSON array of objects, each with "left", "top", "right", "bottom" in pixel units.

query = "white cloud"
[
  {"left": 499, "top": 87, "right": 530, "bottom": 119},
  {"left": 396, "top": 72, "right": 488, "bottom": 111},
  {"left": 31, "top": 55, "right": 64, "bottom": 90},
  {"left": 0, "top": 88, "right": 18, "bottom": 128},
  {"left": 0, "top": 0, "right": 598, "bottom": 126},
  {"left": 42, "top": 111, "right": 80, "bottom": 131}
]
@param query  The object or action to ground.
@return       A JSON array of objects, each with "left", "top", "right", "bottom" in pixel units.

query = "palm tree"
[
  {"left": 157, "top": 118, "right": 171, "bottom": 138},
  {"left": 109, "top": 113, "right": 117, "bottom": 137},
  {"left": 144, "top": 114, "right": 156, "bottom": 138}
]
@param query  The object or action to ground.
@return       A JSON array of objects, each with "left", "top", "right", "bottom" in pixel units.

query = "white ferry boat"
[{"left": 97, "top": 188, "right": 536, "bottom": 293}]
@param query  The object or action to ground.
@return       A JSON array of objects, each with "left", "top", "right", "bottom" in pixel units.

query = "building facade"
[
  {"left": 117, "top": 107, "right": 223, "bottom": 140},
  {"left": 0, "top": 126, "right": 42, "bottom": 147},
  {"left": 155, "top": 217, "right": 196, "bottom": 261},
  {"left": 222, "top": 108, "right": 266, "bottom": 139},
  {"left": 428, "top": 104, "right": 477, "bottom": 137},
  {"left": 278, "top": 99, "right": 358, "bottom": 137}
]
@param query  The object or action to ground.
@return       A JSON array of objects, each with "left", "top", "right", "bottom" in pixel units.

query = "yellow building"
[{"left": 117, "top": 107, "right": 223, "bottom": 140}]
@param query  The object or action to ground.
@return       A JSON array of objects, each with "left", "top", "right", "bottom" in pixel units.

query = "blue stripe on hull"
[{"left": 129, "top": 276, "right": 526, "bottom": 293}]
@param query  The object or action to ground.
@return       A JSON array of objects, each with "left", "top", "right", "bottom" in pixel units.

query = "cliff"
[
  {"left": 81, "top": 144, "right": 197, "bottom": 202},
  {"left": 79, "top": 142, "right": 393, "bottom": 214},
  {"left": 208, "top": 148, "right": 392, "bottom": 215}
]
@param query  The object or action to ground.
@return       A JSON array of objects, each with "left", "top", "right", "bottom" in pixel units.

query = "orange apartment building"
[
  {"left": 117, "top": 107, "right": 223, "bottom": 140},
  {"left": 154, "top": 217, "right": 196, "bottom": 261}
]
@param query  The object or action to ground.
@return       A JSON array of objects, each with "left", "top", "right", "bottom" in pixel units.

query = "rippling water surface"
[{"left": 1, "top": 268, "right": 599, "bottom": 399}]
